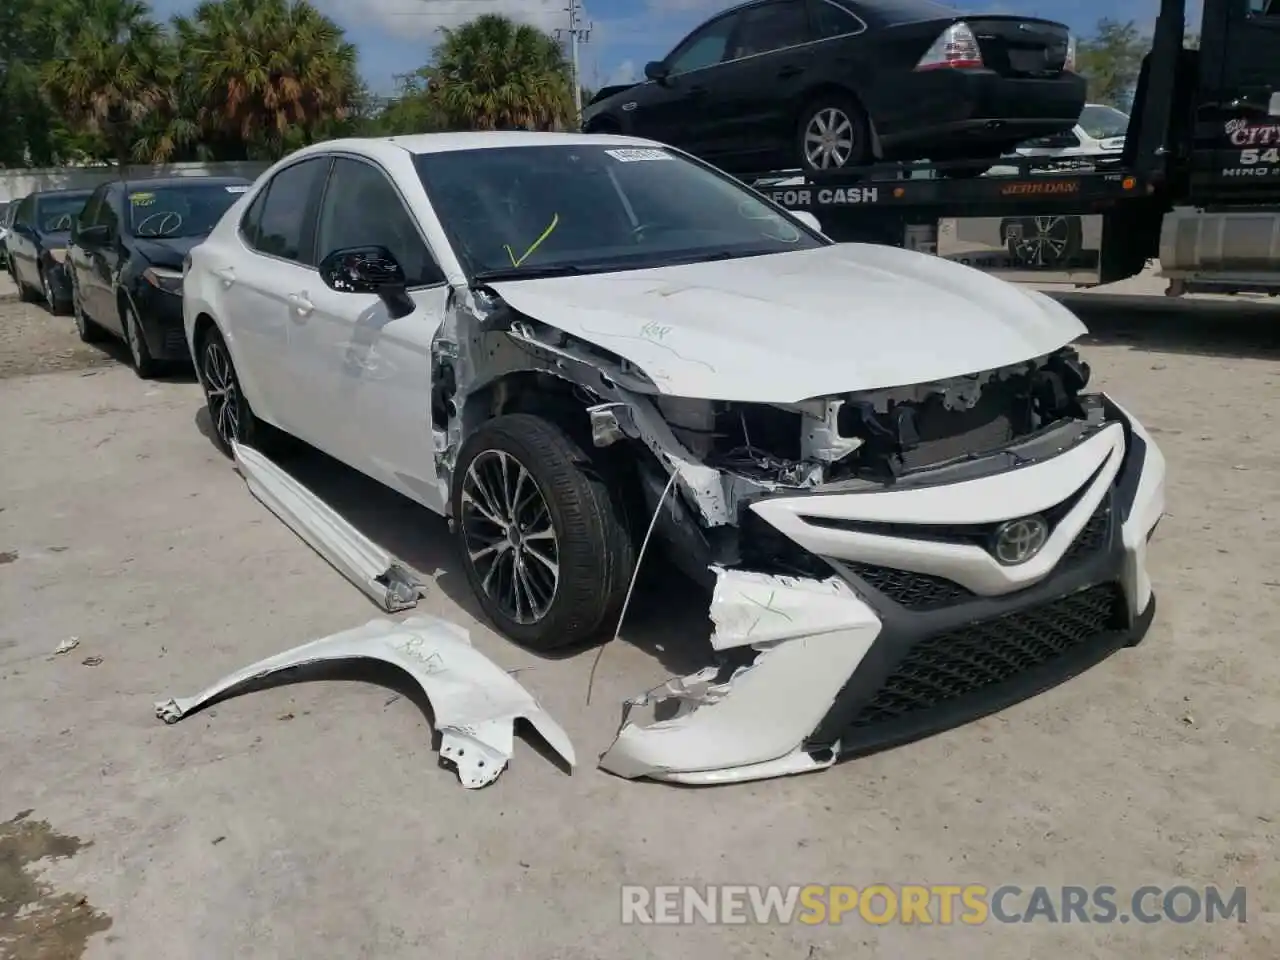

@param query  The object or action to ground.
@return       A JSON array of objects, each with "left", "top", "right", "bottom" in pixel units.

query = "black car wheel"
[
  {"left": 40, "top": 267, "right": 64, "bottom": 315},
  {"left": 1004, "top": 216, "right": 1083, "bottom": 269},
  {"left": 198, "top": 325, "right": 262, "bottom": 456},
  {"left": 796, "top": 94, "right": 870, "bottom": 173},
  {"left": 71, "top": 279, "right": 105, "bottom": 343},
  {"left": 11, "top": 261, "right": 35, "bottom": 301},
  {"left": 451, "top": 413, "right": 635, "bottom": 652},
  {"left": 122, "top": 300, "right": 161, "bottom": 379}
]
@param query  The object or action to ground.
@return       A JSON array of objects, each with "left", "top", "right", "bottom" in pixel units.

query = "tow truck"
[{"left": 744, "top": 0, "right": 1280, "bottom": 296}]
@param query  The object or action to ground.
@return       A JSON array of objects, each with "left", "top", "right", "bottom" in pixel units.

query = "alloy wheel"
[
  {"left": 41, "top": 270, "right": 53, "bottom": 309},
  {"left": 202, "top": 339, "right": 241, "bottom": 448},
  {"left": 804, "top": 108, "right": 855, "bottom": 169},
  {"left": 459, "top": 449, "right": 560, "bottom": 625},
  {"left": 1011, "top": 216, "right": 1072, "bottom": 267}
]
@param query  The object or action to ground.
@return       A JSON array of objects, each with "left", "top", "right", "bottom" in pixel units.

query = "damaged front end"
[{"left": 430, "top": 284, "right": 1164, "bottom": 786}]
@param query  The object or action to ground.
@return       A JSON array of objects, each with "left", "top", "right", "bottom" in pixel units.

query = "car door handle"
[
  {"left": 687, "top": 85, "right": 708, "bottom": 97},
  {"left": 287, "top": 293, "right": 314, "bottom": 318},
  {"left": 214, "top": 266, "right": 235, "bottom": 286},
  {"left": 778, "top": 65, "right": 804, "bottom": 79}
]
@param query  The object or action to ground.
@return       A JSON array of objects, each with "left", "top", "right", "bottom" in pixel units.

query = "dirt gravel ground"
[
  {"left": 0, "top": 280, "right": 123, "bottom": 380},
  {"left": 1, "top": 270, "right": 1279, "bottom": 959}
]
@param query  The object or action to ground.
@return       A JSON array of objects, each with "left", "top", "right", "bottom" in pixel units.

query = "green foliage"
[
  {"left": 432, "top": 14, "right": 574, "bottom": 130},
  {"left": 1075, "top": 19, "right": 1149, "bottom": 109},
  {"left": 174, "top": 0, "right": 360, "bottom": 160},
  {"left": 362, "top": 68, "right": 450, "bottom": 136},
  {"left": 40, "top": 0, "right": 174, "bottom": 165}
]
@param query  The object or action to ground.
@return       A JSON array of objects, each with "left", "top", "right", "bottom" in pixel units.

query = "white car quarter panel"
[{"left": 750, "top": 423, "right": 1127, "bottom": 597}]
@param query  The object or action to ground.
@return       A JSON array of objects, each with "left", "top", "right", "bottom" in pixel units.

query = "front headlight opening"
[{"left": 143, "top": 266, "right": 183, "bottom": 293}]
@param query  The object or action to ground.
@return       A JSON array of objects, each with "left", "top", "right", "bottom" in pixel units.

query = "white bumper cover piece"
[
  {"left": 231, "top": 440, "right": 426, "bottom": 612},
  {"left": 599, "top": 407, "right": 1166, "bottom": 785},
  {"left": 154, "top": 615, "right": 576, "bottom": 788}
]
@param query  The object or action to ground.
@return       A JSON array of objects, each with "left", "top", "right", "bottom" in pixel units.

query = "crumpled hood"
[{"left": 487, "top": 244, "right": 1085, "bottom": 403}]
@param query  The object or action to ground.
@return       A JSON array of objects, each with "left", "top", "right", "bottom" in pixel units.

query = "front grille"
[
  {"left": 845, "top": 562, "right": 972, "bottom": 611},
  {"left": 1062, "top": 492, "right": 1111, "bottom": 565},
  {"left": 846, "top": 582, "right": 1124, "bottom": 728}
]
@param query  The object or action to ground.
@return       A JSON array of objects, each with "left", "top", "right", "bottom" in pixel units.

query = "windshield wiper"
[{"left": 470, "top": 264, "right": 587, "bottom": 282}]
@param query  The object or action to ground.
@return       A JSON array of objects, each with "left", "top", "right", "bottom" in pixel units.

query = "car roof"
[
  {"left": 32, "top": 187, "right": 94, "bottom": 199},
  {"left": 291, "top": 130, "right": 666, "bottom": 161},
  {"left": 118, "top": 176, "right": 252, "bottom": 190}
]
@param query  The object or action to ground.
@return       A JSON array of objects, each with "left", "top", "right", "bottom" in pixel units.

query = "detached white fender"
[{"left": 155, "top": 615, "right": 576, "bottom": 789}]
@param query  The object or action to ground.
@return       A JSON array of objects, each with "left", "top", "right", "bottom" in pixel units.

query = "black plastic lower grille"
[
  {"left": 1062, "top": 492, "right": 1111, "bottom": 565},
  {"left": 846, "top": 562, "right": 973, "bottom": 610},
  {"left": 846, "top": 582, "right": 1125, "bottom": 728},
  {"left": 163, "top": 328, "right": 188, "bottom": 355}
]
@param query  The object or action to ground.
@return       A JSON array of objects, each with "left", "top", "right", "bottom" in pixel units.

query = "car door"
[
  {"left": 90, "top": 190, "right": 126, "bottom": 332},
  {"left": 633, "top": 10, "right": 743, "bottom": 157},
  {"left": 707, "top": 0, "right": 815, "bottom": 168},
  {"left": 299, "top": 155, "right": 449, "bottom": 509},
  {"left": 8, "top": 195, "right": 36, "bottom": 288},
  {"left": 222, "top": 156, "right": 330, "bottom": 439},
  {"left": 68, "top": 186, "right": 102, "bottom": 318}
]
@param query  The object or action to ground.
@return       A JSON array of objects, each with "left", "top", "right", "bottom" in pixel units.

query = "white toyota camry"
[{"left": 184, "top": 131, "right": 1165, "bottom": 784}]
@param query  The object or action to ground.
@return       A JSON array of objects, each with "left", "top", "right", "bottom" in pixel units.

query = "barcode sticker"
[{"left": 605, "top": 148, "right": 672, "bottom": 162}]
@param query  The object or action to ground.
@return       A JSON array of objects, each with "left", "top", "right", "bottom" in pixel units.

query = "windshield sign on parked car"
[
  {"left": 127, "top": 183, "right": 246, "bottom": 239},
  {"left": 413, "top": 144, "right": 826, "bottom": 280},
  {"left": 35, "top": 195, "right": 89, "bottom": 233}
]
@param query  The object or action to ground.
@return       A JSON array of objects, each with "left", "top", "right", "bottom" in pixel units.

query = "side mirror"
[
  {"left": 318, "top": 245, "right": 415, "bottom": 319},
  {"left": 643, "top": 60, "right": 670, "bottom": 83},
  {"left": 791, "top": 211, "right": 822, "bottom": 233}
]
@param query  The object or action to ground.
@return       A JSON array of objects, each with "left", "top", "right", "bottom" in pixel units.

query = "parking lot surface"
[{"left": 2, "top": 274, "right": 1278, "bottom": 958}]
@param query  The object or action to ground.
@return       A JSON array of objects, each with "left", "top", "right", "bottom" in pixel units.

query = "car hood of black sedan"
[{"left": 133, "top": 235, "right": 204, "bottom": 269}]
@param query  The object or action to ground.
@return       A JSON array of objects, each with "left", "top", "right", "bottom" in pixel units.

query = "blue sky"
[{"left": 149, "top": 0, "right": 1184, "bottom": 95}]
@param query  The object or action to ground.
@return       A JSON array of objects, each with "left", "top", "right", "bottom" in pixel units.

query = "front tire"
[
  {"left": 796, "top": 93, "right": 870, "bottom": 173},
  {"left": 197, "top": 325, "right": 265, "bottom": 456},
  {"left": 71, "top": 280, "right": 105, "bottom": 343},
  {"left": 122, "top": 301, "right": 161, "bottom": 378},
  {"left": 451, "top": 413, "right": 635, "bottom": 651},
  {"left": 40, "top": 267, "right": 64, "bottom": 315}
]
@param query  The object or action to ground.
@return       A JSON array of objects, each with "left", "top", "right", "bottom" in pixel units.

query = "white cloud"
[
  {"left": 605, "top": 59, "right": 638, "bottom": 85},
  {"left": 317, "top": 0, "right": 567, "bottom": 41}
]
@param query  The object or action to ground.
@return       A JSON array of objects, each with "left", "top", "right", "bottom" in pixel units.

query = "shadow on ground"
[
  {"left": 1055, "top": 293, "right": 1280, "bottom": 361},
  {"left": 194, "top": 407, "right": 713, "bottom": 678}
]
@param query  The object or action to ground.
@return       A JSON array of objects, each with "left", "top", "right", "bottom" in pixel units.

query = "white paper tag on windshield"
[
  {"left": 225, "top": 185, "right": 249, "bottom": 193},
  {"left": 605, "top": 148, "right": 671, "bottom": 162}
]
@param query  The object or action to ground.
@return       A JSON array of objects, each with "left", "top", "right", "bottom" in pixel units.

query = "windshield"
[
  {"left": 127, "top": 183, "right": 248, "bottom": 239},
  {"left": 1078, "top": 104, "right": 1129, "bottom": 141},
  {"left": 35, "top": 195, "right": 91, "bottom": 233},
  {"left": 413, "top": 144, "right": 826, "bottom": 280}
]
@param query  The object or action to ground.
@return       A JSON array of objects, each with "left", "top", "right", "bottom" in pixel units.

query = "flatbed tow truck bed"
[{"left": 733, "top": 0, "right": 1280, "bottom": 297}]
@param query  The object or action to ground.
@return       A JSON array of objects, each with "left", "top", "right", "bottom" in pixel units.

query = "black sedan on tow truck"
[{"left": 67, "top": 176, "right": 251, "bottom": 377}]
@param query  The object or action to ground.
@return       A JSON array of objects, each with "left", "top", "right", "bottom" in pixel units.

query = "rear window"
[
  {"left": 850, "top": 0, "right": 959, "bottom": 26},
  {"left": 34, "top": 194, "right": 92, "bottom": 232}
]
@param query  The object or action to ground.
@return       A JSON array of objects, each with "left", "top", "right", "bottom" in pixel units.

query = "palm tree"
[
  {"left": 40, "top": 0, "right": 173, "bottom": 165},
  {"left": 432, "top": 14, "right": 573, "bottom": 131},
  {"left": 175, "top": 0, "right": 359, "bottom": 160}
]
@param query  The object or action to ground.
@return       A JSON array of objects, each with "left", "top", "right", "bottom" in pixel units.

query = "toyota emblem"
[{"left": 992, "top": 516, "right": 1049, "bottom": 565}]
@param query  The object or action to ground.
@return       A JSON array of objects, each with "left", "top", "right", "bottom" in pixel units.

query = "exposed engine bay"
[{"left": 429, "top": 288, "right": 1109, "bottom": 587}]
